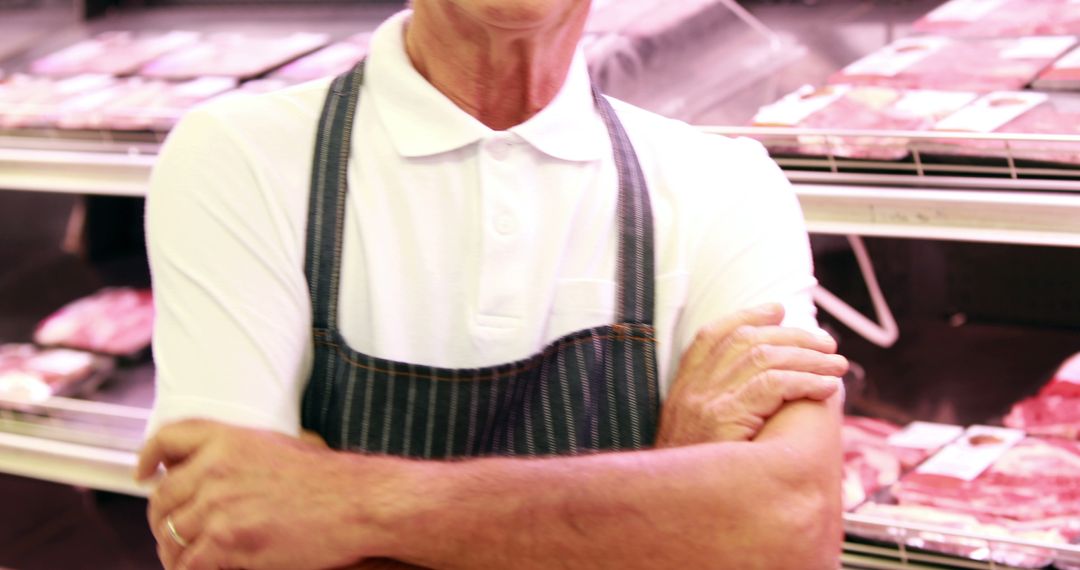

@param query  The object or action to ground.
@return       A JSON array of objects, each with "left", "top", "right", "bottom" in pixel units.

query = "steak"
[
  {"left": 54, "top": 76, "right": 236, "bottom": 131},
  {"left": 139, "top": 32, "right": 328, "bottom": 80},
  {"left": 1005, "top": 352, "right": 1080, "bottom": 439},
  {"left": 841, "top": 417, "right": 937, "bottom": 510},
  {"left": 30, "top": 31, "right": 199, "bottom": 76},
  {"left": 270, "top": 33, "right": 371, "bottom": 83},
  {"left": 829, "top": 36, "right": 1076, "bottom": 93},
  {"left": 34, "top": 288, "right": 155, "bottom": 356},
  {"left": 0, "top": 344, "right": 99, "bottom": 403},
  {"left": 752, "top": 85, "right": 976, "bottom": 160},
  {"left": 913, "top": 0, "right": 1080, "bottom": 37}
]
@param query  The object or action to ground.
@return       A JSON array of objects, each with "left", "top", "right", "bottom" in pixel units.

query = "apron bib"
[{"left": 301, "top": 62, "right": 659, "bottom": 458}]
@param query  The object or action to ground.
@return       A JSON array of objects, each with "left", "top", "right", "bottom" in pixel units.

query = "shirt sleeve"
[
  {"left": 145, "top": 106, "right": 313, "bottom": 438},
  {"left": 670, "top": 136, "right": 822, "bottom": 383}
]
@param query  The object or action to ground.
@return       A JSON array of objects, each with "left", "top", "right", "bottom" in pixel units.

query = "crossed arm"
[{"left": 139, "top": 305, "right": 846, "bottom": 570}]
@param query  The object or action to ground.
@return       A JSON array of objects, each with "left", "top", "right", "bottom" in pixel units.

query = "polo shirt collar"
[{"left": 366, "top": 10, "right": 608, "bottom": 162}]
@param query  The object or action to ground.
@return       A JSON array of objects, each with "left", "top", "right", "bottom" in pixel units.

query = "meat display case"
[{"left": 2, "top": 1, "right": 1080, "bottom": 569}]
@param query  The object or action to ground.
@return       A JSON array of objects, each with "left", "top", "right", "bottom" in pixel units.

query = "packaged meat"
[
  {"left": 840, "top": 417, "right": 955, "bottom": 510},
  {"left": 829, "top": 36, "right": 1076, "bottom": 93},
  {"left": 1005, "top": 351, "right": 1080, "bottom": 439},
  {"left": 29, "top": 31, "right": 199, "bottom": 76},
  {"left": 55, "top": 76, "right": 237, "bottom": 131},
  {"left": 139, "top": 32, "right": 329, "bottom": 80},
  {"left": 852, "top": 503, "right": 1070, "bottom": 568},
  {"left": 269, "top": 33, "right": 370, "bottom": 83},
  {"left": 34, "top": 288, "right": 155, "bottom": 356},
  {"left": 1033, "top": 45, "right": 1080, "bottom": 91},
  {"left": 852, "top": 434, "right": 1080, "bottom": 568},
  {"left": 0, "top": 344, "right": 107, "bottom": 404},
  {"left": 0, "top": 74, "right": 116, "bottom": 129},
  {"left": 922, "top": 91, "right": 1080, "bottom": 165},
  {"left": 913, "top": 0, "right": 1080, "bottom": 37},
  {"left": 751, "top": 84, "right": 977, "bottom": 160}
]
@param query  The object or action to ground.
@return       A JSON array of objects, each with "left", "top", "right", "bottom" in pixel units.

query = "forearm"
[{"left": 366, "top": 398, "right": 841, "bottom": 570}]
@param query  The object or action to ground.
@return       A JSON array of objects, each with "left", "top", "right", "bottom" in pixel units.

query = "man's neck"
[{"left": 404, "top": 2, "right": 590, "bottom": 131}]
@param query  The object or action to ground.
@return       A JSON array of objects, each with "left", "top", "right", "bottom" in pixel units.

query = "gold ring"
[{"left": 165, "top": 515, "right": 190, "bottom": 548}]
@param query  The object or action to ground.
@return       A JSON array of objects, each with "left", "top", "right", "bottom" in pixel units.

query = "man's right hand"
[{"left": 657, "top": 303, "right": 847, "bottom": 446}]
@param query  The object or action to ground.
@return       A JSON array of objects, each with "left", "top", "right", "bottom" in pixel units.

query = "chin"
[{"left": 447, "top": 0, "right": 588, "bottom": 30}]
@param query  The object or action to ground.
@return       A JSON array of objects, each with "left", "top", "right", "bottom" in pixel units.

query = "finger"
[
  {"left": 137, "top": 419, "right": 217, "bottom": 481},
  {"left": 157, "top": 542, "right": 180, "bottom": 570},
  {"left": 727, "top": 325, "right": 838, "bottom": 355},
  {"left": 167, "top": 501, "right": 206, "bottom": 557},
  {"left": 148, "top": 458, "right": 207, "bottom": 547},
  {"left": 740, "top": 371, "right": 843, "bottom": 419},
  {"left": 734, "top": 345, "right": 849, "bottom": 380},
  {"left": 682, "top": 303, "right": 785, "bottom": 368}
]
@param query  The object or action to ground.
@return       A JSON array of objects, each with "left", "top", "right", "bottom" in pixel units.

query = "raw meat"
[
  {"left": 751, "top": 84, "right": 977, "bottom": 160},
  {"left": 30, "top": 31, "right": 199, "bottom": 76},
  {"left": 841, "top": 417, "right": 938, "bottom": 510},
  {"left": 0, "top": 344, "right": 100, "bottom": 403},
  {"left": 852, "top": 502, "right": 1069, "bottom": 568},
  {"left": 1034, "top": 45, "right": 1080, "bottom": 91},
  {"left": 921, "top": 91, "right": 1080, "bottom": 165},
  {"left": 270, "top": 33, "right": 370, "bottom": 83},
  {"left": 55, "top": 76, "right": 236, "bottom": 131},
  {"left": 829, "top": 36, "right": 1076, "bottom": 93},
  {"left": 913, "top": 0, "right": 1080, "bottom": 37},
  {"left": 1005, "top": 351, "right": 1080, "bottom": 439},
  {"left": 0, "top": 74, "right": 116, "bottom": 129},
  {"left": 34, "top": 288, "right": 155, "bottom": 356},
  {"left": 139, "top": 32, "right": 328, "bottom": 80},
  {"left": 886, "top": 437, "right": 1080, "bottom": 554}
]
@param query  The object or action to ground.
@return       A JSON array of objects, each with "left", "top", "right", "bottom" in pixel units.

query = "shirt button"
[{"left": 494, "top": 214, "right": 516, "bottom": 235}]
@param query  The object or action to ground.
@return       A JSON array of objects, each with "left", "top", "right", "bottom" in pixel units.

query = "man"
[{"left": 138, "top": 1, "right": 848, "bottom": 568}]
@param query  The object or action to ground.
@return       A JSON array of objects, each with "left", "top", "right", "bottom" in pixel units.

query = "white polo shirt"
[{"left": 146, "top": 10, "right": 820, "bottom": 437}]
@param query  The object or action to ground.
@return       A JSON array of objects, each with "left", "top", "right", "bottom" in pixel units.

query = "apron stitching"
[
  {"left": 380, "top": 361, "right": 395, "bottom": 453},
  {"left": 466, "top": 380, "right": 480, "bottom": 456},
  {"left": 340, "top": 364, "right": 359, "bottom": 449},
  {"left": 556, "top": 347, "right": 577, "bottom": 454},
  {"left": 313, "top": 330, "right": 654, "bottom": 381},
  {"left": 403, "top": 365, "right": 418, "bottom": 457},
  {"left": 359, "top": 365, "right": 375, "bottom": 449},
  {"left": 446, "top": 369, "right": 460, "bottom": 459},
  {"left": 539, "top": 358, "right": 555, "bottom": 454},
  {"left": 423, "top": 373, "right": 438, "bottom": 459}
]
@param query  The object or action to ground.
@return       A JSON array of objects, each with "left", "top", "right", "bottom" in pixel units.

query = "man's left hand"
[{"left": 137, "top": 420, "right": 407, "bottom": 570}]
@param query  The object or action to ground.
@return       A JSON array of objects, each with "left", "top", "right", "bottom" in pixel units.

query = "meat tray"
[{"left": 0, "top": 344, "right": 115, "bottom": 407}]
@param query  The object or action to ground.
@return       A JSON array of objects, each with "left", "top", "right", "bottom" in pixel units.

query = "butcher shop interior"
[{"left": 2, "top": 0, "right": 1080, "bottom": 568}]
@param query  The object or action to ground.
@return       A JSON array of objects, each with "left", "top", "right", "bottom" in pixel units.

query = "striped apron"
[{"left": 300, "top": 62, "right": 660, "bottom": 458}]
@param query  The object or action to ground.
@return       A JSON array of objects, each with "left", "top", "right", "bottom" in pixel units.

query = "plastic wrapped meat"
[
  {"left": 1033, "top": 45, "right": 1080, "bottom": 91},
  {"left": 913, "top": 0, "right": 1080, "bottom": 37},
  {"left": 140, "top": 32, "right": 328, "bottom": 80},
  {"left": 55, "top": 76, "right": 236, "bottom": 131},
  {"left": 852, "top": 436, "right": 1080, "bottom": 568},
  {"left": 922, "top": 91, "right": 1080, "bottom": 165},
  {"left": 0, "top": 74, "right": 116, "bottom": 129},
  {"left": 0, "top": 344, "right": 102, "bottom": 404},
  {"left": 751, "top": 85, "right": 977, "bottom": 160},
  {"left": 30, "top": 31, "right": 199, "bottom": 76},
  {"left": 1005, "top": 352, "right": 1080, "bottom": 439},
  {"left": 34, "top": 288, "right": 154, "bottom": 356},
  {"left": 829, "top": 36, "right": 1076, "bottom": 93},
  {"left": 841, "top": 417, "right": 951, "bottom": 510},
  {"left": 269, "top": 33, "right": 370, "bottom": 83},
  {"left": 852, "top": 503, "right": 1070, "bottom": 568}
]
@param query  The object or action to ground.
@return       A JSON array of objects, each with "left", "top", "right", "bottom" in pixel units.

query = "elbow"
[{"left": 765, "top": 455, "right": 844, "bottom": 569}]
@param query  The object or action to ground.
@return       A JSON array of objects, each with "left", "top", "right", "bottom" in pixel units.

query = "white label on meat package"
[
  {"left": 887, "top": 422, "right": 965, "bottom": 450},
  {"left": 842, "top": 37, "right": 949, "bottom": 77},
  {"left": 892, "top": 90, "right": 978, "bottom": 119},
  {"left": 915, "top": 425, "right": 1025, "bottom": 481},
  {"left": 752, "top": 85, "right": 850, "bottom": 126},
  {"left": 934, "top": 91, "right": 1047, "bottom": 133},
  {"left": 924, "top": 0, "right": 1007, "bottom": 22},
  {"left": 1000, "top": 36, "right": 1076, "bottom": 60},
  {"left": 1052, "top": 46, "right": 1080, "bottom": 70}
]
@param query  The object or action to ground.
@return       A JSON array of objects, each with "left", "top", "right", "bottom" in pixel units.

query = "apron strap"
[
  {"left": 592, "top": 88, "right": 656, "bottom": 326},
  {"left": 304, "top": 62, "right": 655, "bottom": 331},
  {"left": 305, "top": 62, "right": 365, "bottom": 331}
]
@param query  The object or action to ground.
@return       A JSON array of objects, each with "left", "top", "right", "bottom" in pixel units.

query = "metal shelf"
[{"left": 3, "top": 130, "right": 1080, "bottom": 246}]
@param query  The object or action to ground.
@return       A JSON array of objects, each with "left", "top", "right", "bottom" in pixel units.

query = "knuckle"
[
  {"left": 731, "top": 325, "right": 757, "bottom": 348},
  {"left": 749, "top": 344, "right": 772, "bottom": 369}
]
